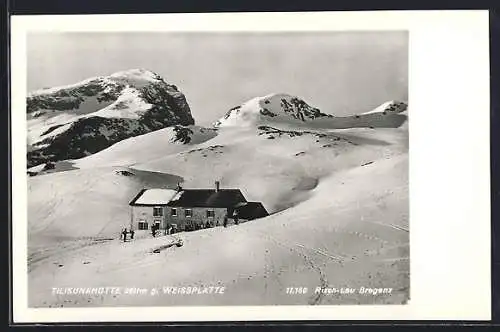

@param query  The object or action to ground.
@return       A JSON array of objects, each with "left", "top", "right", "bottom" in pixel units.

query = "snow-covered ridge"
[
  {"left": 28, "top": 68, "right": 162, "bottom": 97},
  {"left": 213, "top": 93, "right": 332, "bottom": 128},
  {"left": 214, "top": 93, "right": 408, "bottom": 130},
  {"left": 361, "top": 100, "right": 407, "bottom": 115}
]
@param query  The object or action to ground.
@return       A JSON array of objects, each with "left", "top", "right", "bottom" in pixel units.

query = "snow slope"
[
  {"left": 72, "top": 125, "right": 218, "bottom": 169},
  {"left": 28, "top": 153, "right": 408, "bottom": 307},
  {"left": 27, "top": 92, "right": 409, "bottom": 307},
  {"left": 28, "top": 167, "right": 182, "bottom": 262},
  {"left": 134, "top": 122, "right": 407, "bottom": 213}
]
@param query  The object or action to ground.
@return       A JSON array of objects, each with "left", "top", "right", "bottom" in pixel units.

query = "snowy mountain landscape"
[
  {"left": 27, "top": 69, "right": 409, "bottom": 307},
  {"left": 27, "top": 69, "right": 194, "bottom": 168}
]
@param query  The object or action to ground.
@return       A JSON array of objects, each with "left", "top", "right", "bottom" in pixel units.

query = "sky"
[{"left": 27, "top": 31, "right": 408, "bottom": 125}]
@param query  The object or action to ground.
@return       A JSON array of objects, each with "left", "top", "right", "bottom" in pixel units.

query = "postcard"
[{"left": 10, "top": 10, "right": 491, "bottom": 322}]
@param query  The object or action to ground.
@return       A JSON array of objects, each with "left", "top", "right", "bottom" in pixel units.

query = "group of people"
[
  {"left": 122, "top": 213, "right": 242, "bottom": 241},
  {"left": 223, "top": 215, "right": 239, "bottom": 227},
  {"left": 121, "top": 223, "right": 169, "bottom": 242},
  {"left": 121, "top": 228, "right": 135, "bottom": 242},
  {"left": 151, "top": 223, "right": 160, "bottom": 238},
  {"left": 121, "top": 224, "right": 163, "bottom": 241},
  {"left": 181, "top": 215, "right": 239, "bottom": 231}
]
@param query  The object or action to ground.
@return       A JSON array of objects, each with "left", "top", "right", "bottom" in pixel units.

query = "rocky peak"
[{"left": 27, "top": 69, "right": 195, "bottom": 168}]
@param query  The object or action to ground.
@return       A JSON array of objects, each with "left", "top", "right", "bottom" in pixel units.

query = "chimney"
[{"left": 215, "top": 181, "right": 220, "bottom": 192}]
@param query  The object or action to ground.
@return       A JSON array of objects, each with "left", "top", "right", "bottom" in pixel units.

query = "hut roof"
[
  {"left": 129, "top": 189, "right": 178, "bottom": 206},
  {"left": 233, "top": 202, "right": 269, "bottom": 220},
  {"left": 167, "top": 189, "right": 246, "bottom": 208}
]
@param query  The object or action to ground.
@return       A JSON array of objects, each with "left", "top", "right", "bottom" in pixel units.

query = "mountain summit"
[
  {"left": 213, "top": 93, "right": 333, "bottom": 128},
  {"left": 27, "top": 69, "right": 194, "bottom": 168},
  {"left": 214, "top": 93, "right": 407, "bottom": 130}
]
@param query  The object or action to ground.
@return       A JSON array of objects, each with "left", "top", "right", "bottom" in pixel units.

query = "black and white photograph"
[
  {"left": 11, "top": 11, "right": 491, "bottom": 322},
  {"left": 25, "top": 29, "right": 409, "bottom": 308}
]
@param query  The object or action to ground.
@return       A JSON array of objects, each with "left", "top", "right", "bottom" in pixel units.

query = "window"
[
  {"left": 138, "top": 221, "right": 148, "bottom": 230},
  {"left": 185, "top": 209, "right": 192, "bottom": 218},
  {"left": 206, "top": 210, "right": 215, "bottom": 218},
  {"left": 153, "top": 207, "right": 163, "bottom": 217},
  {"left": 171, "top": 208, "right": 177, "bottom": 217}
]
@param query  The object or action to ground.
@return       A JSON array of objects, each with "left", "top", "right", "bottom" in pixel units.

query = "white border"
[{"left": 11, "top": 10, "right": 491, "bottom": 322}]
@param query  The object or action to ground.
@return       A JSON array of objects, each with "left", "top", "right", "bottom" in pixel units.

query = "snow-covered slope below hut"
[
  {"left": 28, "top": 151, "right": 409, "bottom": 307},
  {"left": 28, "top": 166, "right": 182, "bottom": 261}
]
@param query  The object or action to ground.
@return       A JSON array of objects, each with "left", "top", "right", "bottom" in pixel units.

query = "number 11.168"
[{"left": 286, "top": 287, "right": 308, "bottom": 294}]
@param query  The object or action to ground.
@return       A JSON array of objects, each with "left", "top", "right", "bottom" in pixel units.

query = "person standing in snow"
[
  {"left": 223, "top": 216, "right": 228, "bottom": 228},
  {"left": 122, "top": 228, "right": 128, "bottom": 242},
  {"left": 130, "top": 229, "right": 135, "bottom": 240}
]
